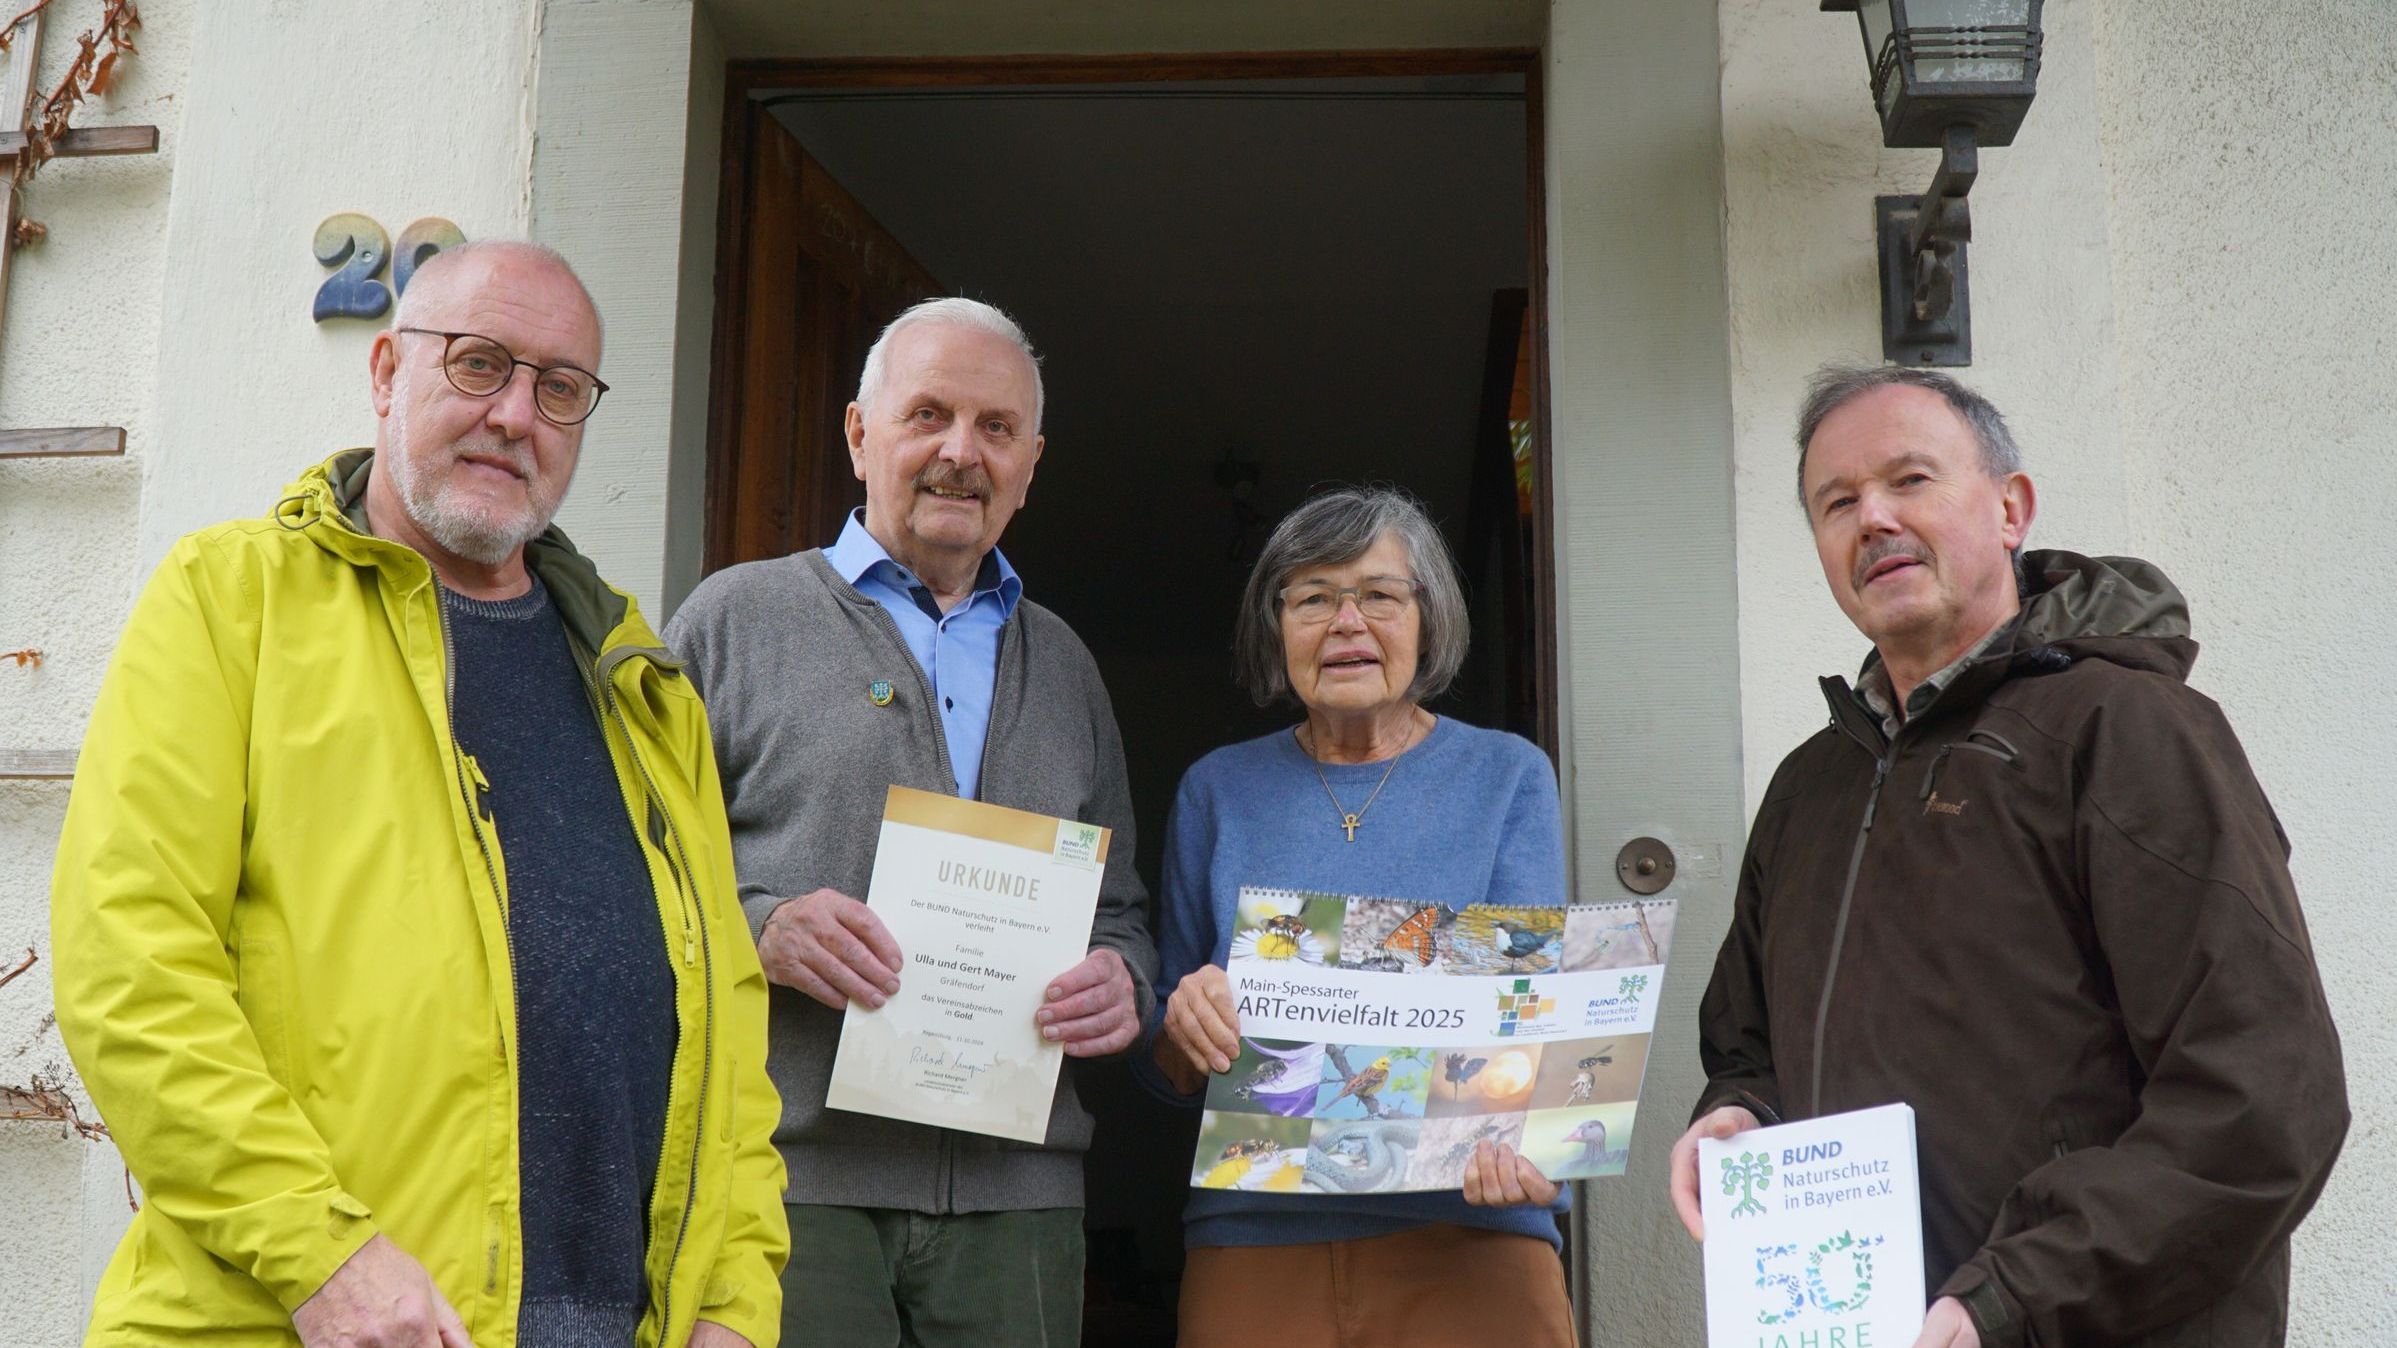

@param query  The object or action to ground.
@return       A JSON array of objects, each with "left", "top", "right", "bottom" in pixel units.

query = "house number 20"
[{"left": 312, "top": 214, "right": 467, "bottom": 322}]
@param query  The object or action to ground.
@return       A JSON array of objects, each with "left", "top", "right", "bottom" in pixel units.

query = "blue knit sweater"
[
  {"left": 1133, "top": 717, "right": 1571, "bottom": 1249},
  {"left": 444, "top": 579, "right": 677, "bottom": 1344}
]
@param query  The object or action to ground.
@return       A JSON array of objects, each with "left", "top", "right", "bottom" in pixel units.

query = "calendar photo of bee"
[{"left": 1190, "top": 889, "right": 1672, "bottom": 1193}]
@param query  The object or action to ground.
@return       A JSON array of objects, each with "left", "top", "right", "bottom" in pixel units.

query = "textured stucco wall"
[
  {"left": 0, "top": 3, "right": 537, "bottom": 1339},
  {"left": 1546, "top": 1, "right": 1745, "bottom": 1339},
  {"left": 133, "top": 2, "right": 536, "bottom": 568},
  {"left": 662, "top": 6, "right": 725, "bottom": 616},
  {"left": 2090, "top": 4, "right": 2396, "bottom": 1340},
  {"left": 1723, "top": 0, "right": 2130, "bottom": 809},
  {"left": 531, "top": 0, "right": 715, "bottom": 618},
  {"left": 1719, "top": 1, "right": 2394, "bottom": 1343},
  {"left": 7, "top": 1, "right": 2389, "bottom": 1342},
  {"left": 0, "top": 2, "right": 191, "bottom": 1339}
]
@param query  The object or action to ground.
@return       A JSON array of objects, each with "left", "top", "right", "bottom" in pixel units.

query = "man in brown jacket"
[{"left": 1670, "top": 365, "right": 2347, "bottom": 1347}]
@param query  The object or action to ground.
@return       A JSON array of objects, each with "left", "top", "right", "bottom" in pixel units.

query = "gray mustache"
[
  {"left": 916, "top": 464, "right": 992, "bottom": 497},
  {"left": 452, "top": 437, "right": 533, "bottom": 476},
  {"left": 1853, "top": 537, "right": 1929, "bottom": 590}
]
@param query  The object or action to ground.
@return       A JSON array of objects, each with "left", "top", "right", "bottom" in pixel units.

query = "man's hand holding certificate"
[{"left": 820, "top": 786, "right": 1118, "bottom": 1143}]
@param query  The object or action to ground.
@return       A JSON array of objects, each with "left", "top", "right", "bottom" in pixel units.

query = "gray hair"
[
  {"left": 1232, "top": 486, "right": 1470, "bottom": 707},
  {"left": 392, "top": 239, "right": 603, "bottom": 348},
  {"left": 1794, "top": 364, "right": 2022, "bottom": 511},
  {"left": 856, "top": 297, "right": 1045, "bottom": 435}
]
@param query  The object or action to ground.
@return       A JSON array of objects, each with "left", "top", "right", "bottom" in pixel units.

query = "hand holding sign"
[
  {"left": 1670, "top": 1103, "right": 1762, "bottom": 1239},
  {"left": 1161, "top": 963, "right": 1241, "bottom": 1080},
  {"left": 1040, "top": 947, "right": 1138, "bottom": 1056},
  {"left": 760, "top": 888, "right": 903, "bottom": 1010}
]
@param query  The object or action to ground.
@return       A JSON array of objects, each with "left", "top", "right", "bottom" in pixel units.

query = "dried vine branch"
[
  {"left": 0, "top": 0, "right": 64, "bottom": 42},
  {"left": 7, "top": 0, "right": 141, "bottom": 186},
  {"left": 2, "top": 1074, "right": 108, "bottom": 1140},
  {"left": 2, "top": 949, "right": 133, "bottom": 1206}
]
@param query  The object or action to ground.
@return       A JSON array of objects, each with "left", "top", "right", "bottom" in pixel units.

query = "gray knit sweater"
[{"left": 664, "top": 549, "right": 1159, "bottom": 1213}]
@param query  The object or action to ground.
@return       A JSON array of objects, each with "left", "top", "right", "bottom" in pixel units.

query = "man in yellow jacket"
[{"left": 50, "top": 241, "right": 787, "bottom": 1347}]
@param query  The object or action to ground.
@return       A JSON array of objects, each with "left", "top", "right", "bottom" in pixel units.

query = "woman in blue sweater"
[{"left": 1136, "top": 487, "right": 1575, "bottom": 1348}]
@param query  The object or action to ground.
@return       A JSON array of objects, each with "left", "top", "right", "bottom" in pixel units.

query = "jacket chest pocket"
[
  {"left": 1912, "top": 729, "right": 2022, "bottom": 822},
  {"left": 1903, "top": 731, "right": 2077, "bottom": 887}
]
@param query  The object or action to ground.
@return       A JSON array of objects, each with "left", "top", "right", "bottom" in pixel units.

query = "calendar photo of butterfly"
[{"left": 1335, "top": 897, "right": 1459, "bottom": 973}]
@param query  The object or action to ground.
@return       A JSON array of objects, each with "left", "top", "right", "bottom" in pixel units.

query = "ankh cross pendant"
[{"left": 1341, "top": 813, "right": 1361, "bottom": 842}]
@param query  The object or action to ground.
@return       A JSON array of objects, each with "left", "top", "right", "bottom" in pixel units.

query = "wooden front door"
[{"left": 705, "top": 109, "right": 943, "bottom": 569}]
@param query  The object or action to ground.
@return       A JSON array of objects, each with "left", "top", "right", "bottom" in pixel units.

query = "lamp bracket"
[{"left": 1877, "top": 125, "right": 1979, "bottom": 366}]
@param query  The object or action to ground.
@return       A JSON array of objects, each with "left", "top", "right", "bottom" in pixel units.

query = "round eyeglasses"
[
  {"left": 394, "top": 328, "right": 609, "bottom": 426},
  {"left": 1277, "top": 577, "right": 1422, "bottom": 626}
]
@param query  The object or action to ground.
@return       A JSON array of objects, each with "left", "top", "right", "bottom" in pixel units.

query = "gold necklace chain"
[{"left": 1301, "top": 719, "right": 1425, "bottom": 843}]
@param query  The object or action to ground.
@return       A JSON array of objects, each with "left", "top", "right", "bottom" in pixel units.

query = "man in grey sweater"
[{"left": 665, "top": 297, "right": 1157, "bottom": 1348}]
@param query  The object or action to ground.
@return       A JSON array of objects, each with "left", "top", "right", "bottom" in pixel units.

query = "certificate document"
[
  {"left": 1699, "top": 1103, "right": 1926, "bottom": 1348},
  {"left": 825, "top": 785, "right": 1108, "bottom": 1144}
]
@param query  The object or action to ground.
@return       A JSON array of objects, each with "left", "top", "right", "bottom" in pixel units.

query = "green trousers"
[{"left": 779, "top": 1204, "right": 1084, "bottom": 1348}]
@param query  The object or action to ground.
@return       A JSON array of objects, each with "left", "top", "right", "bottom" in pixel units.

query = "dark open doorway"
[{"left": 706, "top": 50, "right": 1555, "bottom": 1345}]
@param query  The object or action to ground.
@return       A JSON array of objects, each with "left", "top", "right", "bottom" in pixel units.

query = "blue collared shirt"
[{"left": 823, "top": 510, "right": 1023, "bottom": 800}]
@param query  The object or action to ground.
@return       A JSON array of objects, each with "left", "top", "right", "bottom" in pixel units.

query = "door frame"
[{"left": 705, "top": 47, "right": 1561, "bottom": 759}]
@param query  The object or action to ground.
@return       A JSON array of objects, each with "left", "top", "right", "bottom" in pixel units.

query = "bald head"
[
  {"left": 394, "top": 240, "right": 604, "bottom": 362},
  {"left": 367, "top": 239, "right": 607, "bottom": 589}
]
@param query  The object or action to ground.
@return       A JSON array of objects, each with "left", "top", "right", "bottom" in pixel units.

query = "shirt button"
[{"left": 945, "top": 698, "right": 954, "bottom": 710}]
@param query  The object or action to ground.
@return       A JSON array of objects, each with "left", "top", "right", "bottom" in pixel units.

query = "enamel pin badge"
[{"left": 868, "top": 680, "right": 896, "bottom": 707}]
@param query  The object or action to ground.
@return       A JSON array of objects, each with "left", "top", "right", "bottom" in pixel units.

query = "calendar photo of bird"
[
  {"left": 1426, "top": 1045, "right": 1543, "bottom": 1118},
  {"left": 1445, "top": 905, "right": 1565, "bottom": 974},
  {"left": 1439, "top": 1052, "right": 1486, "bottom": 1099},
  {"left": 1314, "top": 1044, "right": 1433, "bottom": 1121},
  {"left": 1332, "top": 1056, "right": 1389, "bottom": 1107},
  {"left": 1490, "top": 917, "right": 1560, "bottom": 966},
  {"left": 1527, "top": 1034, "right": 1650, "bottom": 1111},
  {"left": 1519, "top": 1101, "right": 1637, "bottom": 1181}
]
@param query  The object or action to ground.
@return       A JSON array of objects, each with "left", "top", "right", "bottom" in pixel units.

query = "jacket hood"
[
  {"left": 274, "top": 448, "right": 651, "bottom": 662},
  {"left": 2011, "top": 548, "right": 2196, "bottom": 681},
  {"left": 1840, "top": 548, "right": 2198, "bottom": 736}
]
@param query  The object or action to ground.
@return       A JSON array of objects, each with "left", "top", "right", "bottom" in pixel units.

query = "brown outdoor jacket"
[{"left": 1697, "top": 550, "right": 2348, "bottom": 1347}]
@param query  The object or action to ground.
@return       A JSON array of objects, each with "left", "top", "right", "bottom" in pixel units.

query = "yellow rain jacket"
[{"left": 51, "top": 450, "right": 787, "bottom": 1345}]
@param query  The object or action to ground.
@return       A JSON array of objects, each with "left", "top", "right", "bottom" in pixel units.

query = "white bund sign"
[{"left": 1699, "top": 1104, "right": 1927, "bottom": 1348}]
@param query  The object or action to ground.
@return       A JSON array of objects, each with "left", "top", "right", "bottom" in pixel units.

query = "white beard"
[{"left": 383, "top": 394, "right": 565, "bottom": 566}]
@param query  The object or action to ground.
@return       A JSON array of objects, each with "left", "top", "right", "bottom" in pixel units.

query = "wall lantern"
[{"left": 1823, "top": 0, "right": 2044, "bottom": 366}]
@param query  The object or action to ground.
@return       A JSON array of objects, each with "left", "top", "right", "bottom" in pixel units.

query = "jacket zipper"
[
  {"left": 434, "top": 590, "right": 515, "bottom": 1302},
  {"left": 1810, "top": 715, "right": 1890, "bottom": 1117},
  {"left": 592, "top": 647, "right": 712, "bottom": 1340},
  {"left": 1809, "top": 705, "right": 2019, "bottom": 1114}
]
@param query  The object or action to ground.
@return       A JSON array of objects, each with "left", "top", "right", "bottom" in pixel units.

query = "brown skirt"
[{"left": 1178, "top": 1224, "right": 1577, "bottom": 1348}]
